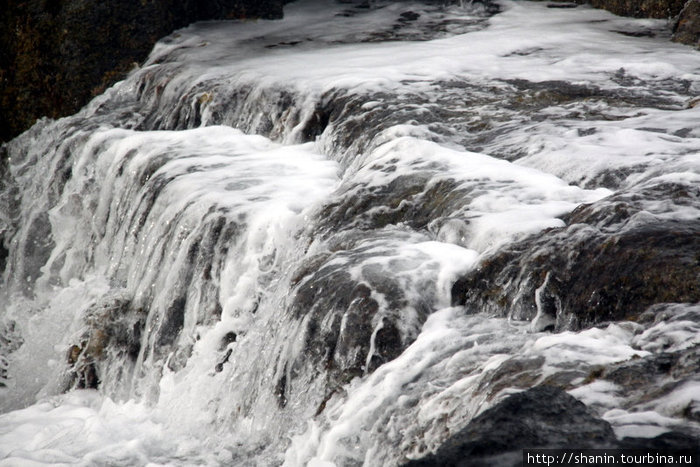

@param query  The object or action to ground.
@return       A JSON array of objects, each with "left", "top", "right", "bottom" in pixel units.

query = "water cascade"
[{"left": 1, "top": 1, "right": 699, "bottom": 465}]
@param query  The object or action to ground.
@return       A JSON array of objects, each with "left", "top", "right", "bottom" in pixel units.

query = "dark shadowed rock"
[
  {"left": 673, "top": 0, "right": 700, "bottom": 47},
  {"left": 404, "top": 386, "right": 617, "bottom": 466},
  {"left": 66, "top": 295, "right": 146, "bottom": 391},
  {"left": 284, "top": 250, "right": 416, "bottom": 405},
  {"left": 0, "top": 320, "right": 23, "bottom": 387},
  {"left": 452, "top": 181, "right": 700, "bottom": 330},
  {"left": 620, "top": 431, "right": 700, "bottom": 450},
  {"left": 404, "top": 385, "right": 700, "bottom": 466},
  {"left": 589, "top": 0, "right": 687, "bottom": 17},
  {"left": 0, "top": 0, "right": 286, "bottom": 142}
]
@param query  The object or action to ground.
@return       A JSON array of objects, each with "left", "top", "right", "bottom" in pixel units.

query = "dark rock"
[
  {"left": 220, "top": 331, "right": 238, "bottom": 350},
  {"left": 0, "top": 320, "right": 23, "bottom": 387},
  {"left": 579, "top": 304, "right": 700, "bottom": 422},
  {"left": 317, "top": 176, "right": 465, "bottom": 233},
  {"left": 404, "top": 386, "right": 617, "bottom": 466},
  {"left": 475, "top": 356, "right": 546, "bottom": 400},
  {"left": 0, "top": 0, "right": 286, "bottom": 142},
  {"left": 0, "top": 235, "right": 7, "bottom": 281},
  {"left": 278, "top": 240, "right": 432, "bottom": 407},
  {"left": 215, "top": 348, "right": 233, "bottom": 373},
  {"left": 673, "top": 0, "right": 700, "bottom": 47},
  {"left": 452, "top": 181, "right": 700, "bottom": 330},
  {"left": 589, "top": 0, "right": 687, "bottom": 18},
  {"left": 66, "top": 296, "right": 146, "bottom": 391},
  {"left": 620, "top": 431, "right": 700, "bottom": 451},
  {"left": 547, "top": 2, "right": 581, "bottom": 7},
  {"left": 291, "top": 269, "right": 402, "bottom": 380},
  {"left": 400, "top": 11, "right": 421, "bottom": 21}
]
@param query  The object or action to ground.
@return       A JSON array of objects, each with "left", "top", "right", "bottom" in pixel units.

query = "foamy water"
[{"left": 1, "top": 0, "right": 698, "bottom": 465}]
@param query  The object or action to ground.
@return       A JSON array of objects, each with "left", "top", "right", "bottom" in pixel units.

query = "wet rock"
[
  {"left": 596, "top": 345, "right": 700, "bottom": 417},
  {"left": 400, "top": 11, "right": 421, "bottom": 21},
  {"left": 404, "top": 386, "right": 617, "bottom": 466},
  {"left": 452, "top": 181, "right": 700, "bottom": 330},
  {"left": 220, "top": 331, "right": 238, "bottom": 350},
  {"left": 0, "top": 320, "right": 22, "bottom": 387},
  {"left": 317, "top": 176, "right": 465, "bottom": 233},
  {"left": 0, "top": 236, "right": 7, "bottom": 281},
  {"left": 66, "top": 296, "right": 146, "bottom": 390},
  {"left": 673, "top": 0, "right": 700, "bottom": 47},
  {"left": 547, "top": 2, "right": 582, "bottom": 8},
  {"left": 290, "top": 266, "right": 407, "bottom": 383},
  {"left": 0, "top": 0, "right": 286, "bottom": 142},
  {"left": 215, "top": 348, "right": 233, "bottom": 373},
  {"left": 620, "top": 431, "right": 700, "bottom": 450},
  {"left": 590, "top": 0, "right": 687, "bottom": 18},
  {"left": 475, "top": 356, "right": 546, "bottom": 400},
  {"left": 577, "top": 305, "right": 700, "bottom": 422},
  {"left": 281, "top": 238, "right": 432, "bottom": 406}
]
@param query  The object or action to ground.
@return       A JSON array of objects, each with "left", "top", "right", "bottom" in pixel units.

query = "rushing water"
[{"left": 1, "top": 0, "right": 699, "bottom": 465}]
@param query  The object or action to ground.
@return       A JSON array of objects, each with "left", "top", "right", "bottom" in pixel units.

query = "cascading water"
[{"left": 1, "top": 0, "right": 699, "bottom": 465}]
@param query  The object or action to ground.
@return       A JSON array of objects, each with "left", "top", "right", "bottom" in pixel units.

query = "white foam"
[
  {"left": 0, "top": 391, "right": 176, "bottom": 466},
  {"left": 603, "top": 409, "right": 680, "bottom": 439},
  {"left": 2, "top": 0, "right": 699, "bottom": 465},
  {"left": 568, "top": 381, "right": 624, "bottom": 411},
  {"left": 533, "top": 324, "right": 649, "bottom": 367},
  {"left": 346, "top": 136, "right": 610, "bottom": 253}
]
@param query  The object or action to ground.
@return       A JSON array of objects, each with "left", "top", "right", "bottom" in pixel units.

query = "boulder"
[
  {"left": 404, "top": 386, "right": 617, "bottom": 466},
  {"left": 404, "top": 385, "right": 700, "bottom": 466},
  {"left": 65, "top": 296, "right": 145, "bottom": 391}
]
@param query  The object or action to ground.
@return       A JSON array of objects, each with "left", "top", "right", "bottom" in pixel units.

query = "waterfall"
[{"left": 1, "top": 0, "right": 699, "bottom": 465}]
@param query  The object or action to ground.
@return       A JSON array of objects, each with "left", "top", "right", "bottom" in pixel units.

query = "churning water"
[{"left": 1, "top": 0, "right": 699, "bottom": 465}]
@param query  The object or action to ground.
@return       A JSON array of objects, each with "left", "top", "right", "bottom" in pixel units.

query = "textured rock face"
[
  {"left": 673, "top": 0, "right": 700, "bottom": 46},
  {"left": 530, "top": 0, "right": 698, "bottom": 47},
  {"left": 587, "top": 0, "right": 699, "bottom": 47},
  {"left": 0, "top": 0, "right": 285, "bottom": 143},
  {"left": 2, "top": 0, "right": 698, "bottom": 143},
  {"left": 405, "top": 385, "right": 700, "bottom": 466},
  {"left": 452, "top": 181, "right": 700, "bottom": 331},
  {"left": 404, "top": 386, "right": 617, "bottom": 466},
  {"left": 590, "top": 0, "right": 687, "bottom": 17}
]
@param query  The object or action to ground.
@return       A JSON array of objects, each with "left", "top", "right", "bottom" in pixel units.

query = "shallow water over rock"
[{"left": 1, "top": 0, "right": 699, "bottom": 465}]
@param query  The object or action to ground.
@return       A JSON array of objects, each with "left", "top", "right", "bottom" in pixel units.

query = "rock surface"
[
  {"left": 404, "top": 386, "right": 617, "bottom": 466},
  {"left": 2, "top": 0, "right": 698, "bottom": 143},
  {"left": 673, "top": 0, "right": 700, "bottom": 46},
  {"left": 590, "top": 0, "right": 687, "bottom": 17},
  {"left": 451, "top": 181, "right": 700, "bottom": 331},
  {"left": 0, "top": 0, "right": 285, "bottom": 143},
  {"left": 404, "top": 385, "right": 700, "bottom": 466},
  {"left": 585, "top": 0, "right": 699, "bottom": 47}
]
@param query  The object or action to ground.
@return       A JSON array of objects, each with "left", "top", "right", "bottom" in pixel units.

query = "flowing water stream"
[{"left": 1, "top": 0, "right": 699, "bottom": 465}]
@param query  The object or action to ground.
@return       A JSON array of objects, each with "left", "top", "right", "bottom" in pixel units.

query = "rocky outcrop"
[
  {"left": 405, "top": 385, "right": 700, "bottom": 466},
  {"left": 404, "top": 386, "right": 617, "bottom": 466},
  {"left": 673, "top": 0, "right": 700, "bottom": 46},
  {"left": 452, "top": 181, "right": 700, "bottom": 331},
  {"left": 0, "top": 0, "right": 285, "bottom": 143},
  {"left": 529, "top": 0, "right": 698, "bottom": 47},
  {"left": 590, "top": 0, "right": 687, "bottom": 17},
  {"left": 588, "top": 0, "right": 699, "bottom": 47},
  {"left": 64, "top": 296, "right": 146, "bottom": 391}
]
